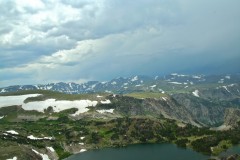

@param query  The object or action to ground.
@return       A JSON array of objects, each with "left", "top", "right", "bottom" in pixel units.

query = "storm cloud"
[{"left": 0, "top": 0, "right": 240, "bottom": 87}]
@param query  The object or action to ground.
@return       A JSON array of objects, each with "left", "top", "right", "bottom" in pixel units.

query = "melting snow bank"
[
  {"left": 192, "top": 90, "right": 200, "bottom": 97},
  {"left": 32, "top": 149, "right": 50, "bottom": 160},
  {"left": 0, "top": 116, "right": 4, "bottom": 119},
  {"left": 97, "top": 109, "right": 114, "bottom": 114},
  {"left": 6, "top": 130, "right": 19, "bottom": 135},
  {"left": 46, "top": 147, "right": 55, "bottom": 152},
  {"left": 6, "top": 156, "right": 17, "bottom": 160},
  {"left": 0, "top": 94, "right": 98, "bottom": 116},
  {"left": 80, "top": 136, "right": 85, "bottom": 140},
  {"left": 22, "top": 99, "right": 98, "bottom": 115},
  {"left": 80, "top": 149, "right": 87, "bottom": 153},
  {"left": 0, "top": 94, "right": 41, "bottom": 108},
  {"left": 28, "top": 135, "right": 53, "bottom": 140},
  {"left": 100, "top": 99, "right": 111, "bottom": 104}
]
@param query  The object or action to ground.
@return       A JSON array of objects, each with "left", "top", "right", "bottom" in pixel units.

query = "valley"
[{"left": 0, "top": 73, "right": 240, "bottom": 160}]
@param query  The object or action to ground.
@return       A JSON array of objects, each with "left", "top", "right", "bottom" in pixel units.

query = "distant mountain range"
[{"left": 1, "top": 73, "right": 240, "bottom": 94}]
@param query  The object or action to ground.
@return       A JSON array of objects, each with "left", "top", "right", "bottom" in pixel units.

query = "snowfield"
[
  {"left": 0, "top": 94, "right": 98, "bottom": 115},
  {"left": 0, "top": 94, "right": 41, "bottom": 108},
  {"left": 23, "top": 99, "right": 98, "bottom": 114}
]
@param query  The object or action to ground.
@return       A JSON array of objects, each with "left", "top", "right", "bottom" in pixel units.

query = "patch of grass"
[
  {"left": 124, "top": 92, "right": 167, "bottom": 99},
  {"left": 211, "top": 140, "right": 232, "bottom": 155},
  {"left": 0, "top": 90, "right": 110, "bottom": 101}
]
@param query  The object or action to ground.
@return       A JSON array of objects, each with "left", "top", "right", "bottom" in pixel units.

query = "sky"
[{"left": 0, "top": 0, "right": 240, "bottom": 87}]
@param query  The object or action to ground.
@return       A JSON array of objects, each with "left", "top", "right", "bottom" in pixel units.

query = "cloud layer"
[{"left": 1, "top": 0, "right": 240, "bottom": 87}]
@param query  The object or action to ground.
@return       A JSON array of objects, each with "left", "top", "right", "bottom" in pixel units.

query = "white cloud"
[{"left": 0, "top": 0, "right": 240, "bottom": 87}]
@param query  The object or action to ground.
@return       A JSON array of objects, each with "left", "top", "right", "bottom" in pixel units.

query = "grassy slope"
[{"left": 124, "top": 92, "right": 167, "bottom": 99}]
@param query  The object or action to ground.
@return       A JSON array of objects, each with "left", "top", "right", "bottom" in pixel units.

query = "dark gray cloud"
[{"left": 0, "top": 0, "right": 239, "bottom": 87}]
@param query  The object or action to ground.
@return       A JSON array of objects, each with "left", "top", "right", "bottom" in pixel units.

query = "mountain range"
[
  {"left": 1, "top": 73, "right": 240, "bottom": 95},
  {"left": 1, "top": 73, "right": 240, "bottom": 159},
  {"left": 1, "top": 73, "right": 240, "bottom": 127}
]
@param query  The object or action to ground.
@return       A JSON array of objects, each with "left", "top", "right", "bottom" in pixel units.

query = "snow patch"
[
  {"left": 150, "top": 85, "right": 156, "bottom": 88},
  {"left": 32, "top": 149, "right": 50, "bottom": 160},
  {"left": 123, "top": 83, "right": 128, "bottom": 86},
  {"left": 46, "top": 86, "right": 52, "bottom": 90},
  {"left": 34, "top": 85, "right": 40, "bottom": 89},
  {"left": 171, "top": 73, "right": 188, "bottom": 77},
  {"left": 101, "top": 81, "right": 107, "bottom": 84},
  {"left": 79, "top": 143, "right": 84, "bottom": 145},
  {"left": 135, "top": 84, "right": 142, "bottom": 87},
  {"left": 222, "top": 86, "right": 230, "bottom": 93},
  {"left": 0, "top": 115, "right": 4, "bottom": 119},
  {"left": 218, "top": 79, "right": 224, "bottom": 83},
  {"left": 6, "top": 156, "right": 17, "bottom": 160},
  {"left": 6, "top": 130, "right": 19, "bottom": 135},
  {"left": 162, "top": 97, "right": 168, "bottom": 101},
  {"left": 1, "top": 89, "right": 6, "bottom": 93},
  {"left": 80, "top": 137, "right": 85, "bottom": 140},
  {"left": 97, "top": 95, "right": 103, "bottom": 98},
  {"left": 228, "top": 84, "right": 235, "bottom": 87},
  {"left": 131, "top": 76, "right": 138, "bottom": 82},
  {"left": 80, "top": 149, "right": 87, "bottom": 153},
  {"left": 105, "top": 90, "right": 112, "bottom": 93},
  {"left": 192, "top": 90, "right": 200, "bottom": 97},
  {"left": 46, "top": 147, "right": 55, "bottom": 152},
  {"left": 69, "top": 83, "right": 73, "bottom": 89},
  {"left": 225, "top": 76, "right": 231, "bottom": 79},
  {"left": 111, "top": 81, "right": 117, "bottom": 85},
  {"left": 91, "top": 84, "right": 96, "bottom": 89},
  {"left": 168, "top": 82, "right": 182, "bottom": 85},
  {"left": 27, "top": 135, "right": 53, "bottom": 140},
  {"left": 192, "top": 75, "right": 201, "bottom": 79},
  {"left": 101, "top": 100, "right": 111, "bottom": 104},
  {"left": 97, "top": 109, "right": 114, "bottom": 114}
]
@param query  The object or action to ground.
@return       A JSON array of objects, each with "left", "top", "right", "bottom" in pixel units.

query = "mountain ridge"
[{"left": 1, "top": 73, "right": 240, "bottom": 95}]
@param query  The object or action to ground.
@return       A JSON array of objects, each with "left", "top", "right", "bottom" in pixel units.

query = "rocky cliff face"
[
  {"left": 172, "top": 93, "right": 240, "bottom": 126},
  {"left": 94, "top": 95, "right": 199, "bottom": 126},
  {"left": 224, "top": 108, "right": 240, "bottom": 128},
  {"left": 172, "top": 93, "right": 226, "bottom": 126}
]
